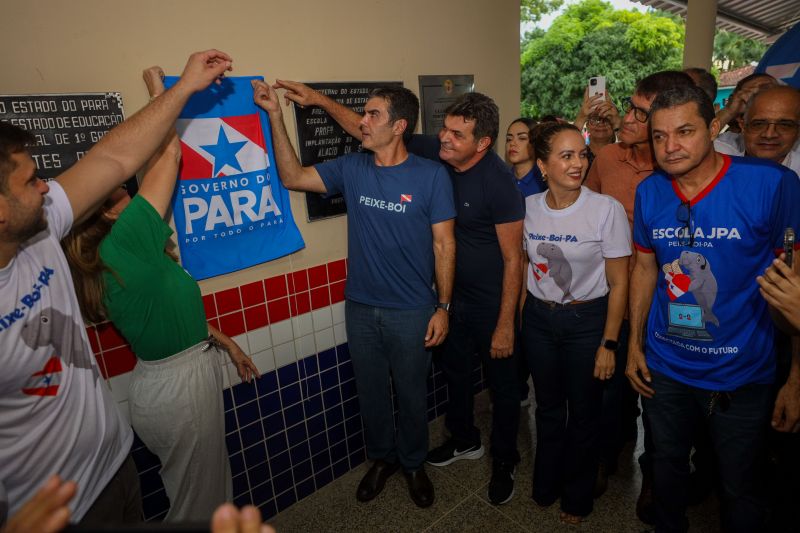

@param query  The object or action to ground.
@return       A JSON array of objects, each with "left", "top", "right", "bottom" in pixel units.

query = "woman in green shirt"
[{"left": 63, "top": 67, "right": 259, "bottom": 522}]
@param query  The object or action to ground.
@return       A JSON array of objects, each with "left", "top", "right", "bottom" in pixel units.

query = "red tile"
[
  {"left": 308, "top": 265, "right": 328, "bottom": 288},
  {"left": 244, "top": 304, "right": 268, "bottom": 331},
  {"left": 268, "top": 297, "right": 290, "bottom": 324},
  {"left": 311, "top": 286, "right": 330, "bottom": 310},
  {"left": 96, "top": 322, "right": 126, "bottom": 351},
  {"left": 327, "top": 259, "right": 347, "bottom": 282},
  {"left": 241, "top": 281, "right": 266, "bottom": 308},
  {"left": 215, "top": 288, "right": 242, "bottom": 315},
  {"left": 94, "top": 352, "right": 108, "bottom": 379},
  {"left": 292, "top": 291, "right": 311, "bottom": 316},
  {"left": 290, "top": 270, "right": 309, "bottom": 294},
  {"left": 101, "top": 345, "right": 137, "bottom": 379},
  {"left": 208, "top": 318, "right": 220, "bottom": 331},
  {"left": 219, "top": 311, "right": 246, "bottom": 337},
  {"left": 86, "top": 326, "right": 100, "bottom": 354},
  {"left": 265, "top": 275, "right": 288, "bottom": 300},
  {"left": 202, "top": 294, "right": 217, "bottom": 319},
  {"left": 329, "top": 281, "right": 346, "bottom": 304}
]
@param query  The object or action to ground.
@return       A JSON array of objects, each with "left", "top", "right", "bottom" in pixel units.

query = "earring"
[{"left": 541, "top": 173, "right": 548, "bottom": 181}]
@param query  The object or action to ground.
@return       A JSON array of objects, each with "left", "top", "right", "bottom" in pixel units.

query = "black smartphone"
[{"left": 784, "top": 227, "right": 795, "bottom": 268}]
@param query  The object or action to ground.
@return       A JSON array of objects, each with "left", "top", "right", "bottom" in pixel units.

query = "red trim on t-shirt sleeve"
[
  {"left": 774, "top": 242, "right": 800, "bottom": 257},
  {"left": 634, "top": 243, "right": 653, "bottom": 253},
  {"left": 670, "top": 154, "right": 731, "bottom": 205}
]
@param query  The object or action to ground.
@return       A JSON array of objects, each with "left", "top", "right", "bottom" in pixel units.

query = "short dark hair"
[
  {"left": 650, "top": 84, "right": 716, "bottom": 128},
  {"left": 635, "top": 70, "right": 694, "bottom": 99},
  {"left": 445, "top": 92, "right": 500, "bottom": 148},
  {"left": 538, "top": 115, "right": 560, "bottom": 124},
  {"left": 0, "top": 122, "right": 35, "bottom": 193},
  {"left": 684, "top": 67, "right": 718, "bottom": 101},
  {"left": 368, "top": 86, "right": 419, "bottom": 143},
  {"left": 733, "top": 72, "right": 776, "bottom": 93},
  {"left": 530, "top": 122, "right": 582, "bottom": 162}
]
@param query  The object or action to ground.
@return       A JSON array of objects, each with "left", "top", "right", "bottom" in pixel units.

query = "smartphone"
[
  {"left": 588, "top": 76, "right": 606, "bottom": 100},
  {"left": 784, "top": 227, "right": 795, "bottom": 267}
]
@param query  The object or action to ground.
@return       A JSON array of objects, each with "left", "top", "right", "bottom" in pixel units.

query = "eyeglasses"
[
  {"left": 676, "top": 200, "right": 694, "bottom": 247},
  {"left": 621, "top": 97, "right": 650, "bottom": 123},
  {"left": 745, "top": 120, "right": 800, "bottom": 135},
  {"left": 587, "top": 115, "right": 610, "bottom": 126}
]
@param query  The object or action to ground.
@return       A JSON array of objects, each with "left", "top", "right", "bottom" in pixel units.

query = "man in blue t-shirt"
[
  {"left": 252, "top": 81, "right": 456, "bottom": 509},
  {"left": 628, "top": 84, "right": 800, "bottom": 533}
]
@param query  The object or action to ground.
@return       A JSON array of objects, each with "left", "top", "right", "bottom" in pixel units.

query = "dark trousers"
[
  {"left": 441, "top": 302, "right": 520, "bottom": 464},
  {"left": 522, "top": 295, "right": 607, "bottom": 517},
  {"left": 79, "top": 454, "right": 142, "bottom": 525},
  {"left": 598, "top": 319, "right": 633, "bottom": 470},
  {"left": 644, "top": 370, "right": 771, "bottom": 533},
  {"left": 346, "top": 301, "right": 434, "bottom": 471}
]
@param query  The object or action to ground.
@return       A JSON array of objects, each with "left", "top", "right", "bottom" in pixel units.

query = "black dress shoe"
[
  {"left": 356, "top": 460, "right": 400, "bottom": 502},
  {"left": 404, "top": 468, "right": 435, "bottom": 508}
]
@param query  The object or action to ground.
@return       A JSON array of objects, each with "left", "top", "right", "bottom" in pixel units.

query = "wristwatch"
[
  {"left": 434, "top": 302, "right": 451, "bottom": 313},
  {"left": 601, "top": 338, "right": 619, "bottom": 351}
]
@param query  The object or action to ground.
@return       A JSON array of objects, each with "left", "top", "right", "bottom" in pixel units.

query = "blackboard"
[
  {"left": 292, "top": 81, "right": 403, "bottom": 221},
  {"left": 0, "top": 93, "right": 138, "bottom": 194}
]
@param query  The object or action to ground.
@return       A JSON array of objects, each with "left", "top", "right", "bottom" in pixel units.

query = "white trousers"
[{"left": 129, "top": 340, "right": 232, "bottom": 522}]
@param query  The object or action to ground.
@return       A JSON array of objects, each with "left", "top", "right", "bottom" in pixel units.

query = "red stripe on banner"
[{"left": 221, "top": 114, "right": 266, "bottom": 150}]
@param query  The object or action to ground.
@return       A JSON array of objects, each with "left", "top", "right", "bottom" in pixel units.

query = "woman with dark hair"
[
  {"left": 521, "top": 122, "right": 630, "bottom": 524},
  {"left": 505, "top": 117, "right": 545, "bottom": 196},
  {"left": 62, "top": 67, "right": 259, "bottom": 522}
]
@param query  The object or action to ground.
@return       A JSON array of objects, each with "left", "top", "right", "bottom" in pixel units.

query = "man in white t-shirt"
[{"left": 0, "top": 50, "right": 233, "bottom": 527}]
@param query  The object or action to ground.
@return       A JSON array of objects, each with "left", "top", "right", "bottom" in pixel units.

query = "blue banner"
[
  {"left": 164, "top": 76, "right": 305, "bottom": 280},
  {"left": 756, "top": 23, "right": 800, "bottom": 88}
]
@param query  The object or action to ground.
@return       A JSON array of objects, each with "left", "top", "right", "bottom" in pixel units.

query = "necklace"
[{"left": 546, "top": 190, "right": 579, "bottom": 210}]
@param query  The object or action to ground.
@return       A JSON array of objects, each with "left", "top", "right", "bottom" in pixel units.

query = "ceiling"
[{"left": 635, "top": 0, "right": 800, "bottom": 42}]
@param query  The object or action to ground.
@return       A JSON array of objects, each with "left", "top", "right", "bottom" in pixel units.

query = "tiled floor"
[{"left": 269, "top": 390, "right": 720, "bottom": 532}]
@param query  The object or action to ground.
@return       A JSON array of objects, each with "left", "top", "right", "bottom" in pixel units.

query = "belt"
[{"left": 531, "top": 294, "right": 605, "bottom": 309}]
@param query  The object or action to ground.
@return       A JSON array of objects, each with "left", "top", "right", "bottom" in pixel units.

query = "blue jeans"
[
  {"left": 644, "top": 370, "right": 771, "bottom": 533},
  {"left": 522, "top": 295, "right": 607, "bottom": 517},
  {"left": 345, "top": 300, "right": 433, "bottom": 471},
  {"left": 440, "top": 302, "right": 521, "bottom": 464}
]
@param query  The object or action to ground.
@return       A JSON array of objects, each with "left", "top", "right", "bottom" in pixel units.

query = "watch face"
[{"left": 603, "top": 339, "right": 619, "bottom": 350}]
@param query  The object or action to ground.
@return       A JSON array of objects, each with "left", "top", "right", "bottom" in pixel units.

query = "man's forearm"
[
  {"left": 629, "top": 262, "right": 656, "bottom": 351},
  {"left": 433, "top": 235, "right": 455, "bottom": 304},
  {"left": 497, "top": 252, "right": 523, "bottom": 329},
  {"left": 268, "top": 112, "right": 308, "bottom": 191},
  {"left": 312, "top": 92, "right": 362, "bottom": 140}
]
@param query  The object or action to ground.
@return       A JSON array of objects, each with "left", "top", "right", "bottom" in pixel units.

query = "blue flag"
[{"left": 164, "top": 76, "right": 305, "bottom": 280}]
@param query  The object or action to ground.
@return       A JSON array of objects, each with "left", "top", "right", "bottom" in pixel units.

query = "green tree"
[
  {"left": 521, "top": 0, "right": 564, "bottom": 24},
  {"left": 520, "top": 0, "right": 684, "bottom": 118},
  {"left": 713, "top": 30, "right": 767, "bottom": 71}
]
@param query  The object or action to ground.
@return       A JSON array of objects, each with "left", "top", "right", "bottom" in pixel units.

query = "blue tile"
[
  {"left": 296, "top": 477, "right": 315, "bottom": 501},
  {"left": 223, "top": 388, "right": 233, "bottom": 411},
  {"left": 269, "top": 450, "right": 291, "bottom": 475},
  {"left": 338, "top": 361, "right": 354, "bottom": 381},
  {"left": 225, "top": 409, "right": 238, "bottom": 433},
  {"left": 304, "top": 374, "right": 322, "bottom": 397},
  {"left": 243, "top": 442, "right": 267, "bottom": 467},
  {"left": 263, "top": 411, "right": 285, "bottom": 436},
  {"left": 292, "top": 458, "right": 312, "bottom": 483},
  {"left": 280, "top": 382, "right": 302, "bottom": 407},
  {"left": 342, "top": 397, "right": 359, "bottom": 419},
  {"left": 278, "top": 363, "right": 299, "bottom": 387},
  {"left": 275, "top": 488, "right": 297, "bottom": 512},
  {"left": 325, "top": 406, "right": 344, "bottom": 427},
  {"left": 340, "top": 379, "right": 358, "bottom": 400},
  {"left": 251, "top": 480, "right": 274, "bottom": 506},
  {"left": 286, "top": 422, "right": 308, "bottom": 446},
  {"left": 335, "top": 343, "right": 350, "bottom": 363},
  {"left": 138, "top": 466, "right": 165, "bottom": 497},
  {"left": 272, "top": 469, "right": 294, "bottom": 495},
  {"left": 347, "top": 431, "right": 364, "bottom": 454},
  {"left": 314, "top": 467, "right": 334, "bottom": 489},
  {"left": 330, "top": 440, "right": 348, "bottom": 463},
  {"left": 258, "top": 391, "right": 282, "bottom": 418},
  {"left": 232, "top": 472, "right": 249, "bottom": 497},
  {"left": 132, "top": 446, "right": 161, "bottom": 472},
  {"left": 225, "top": 432, "right": 242, "bottom": 455},
  {"left": 247, "top": 461, "right": 269, "bottom": 486},
  {"left": 309, "top": 432, "right": 329, "bottom": 456},
  {"left": 320, "top": 368, "right": 339, "bottom": 390},
  {"left": 312, "top": 451, "right": 331, "bottom": 473},
  {"left": 232, "top": 381, "right": 258, "bottom": 406},
  {"left": 240, "top": 421, "right": 265, "bottom": 449},
  {"left": 290, "top": 442, "right": 311, "bottom": 465},
  {"left": 307, "top": 413, "right": 326, "bottom": 437},
  {"left": 344, "top": 415, "right": 363, "bottom": 436},
  {"left": 228, "top": 452, "right": 245, "bottom": 477},
  {"left": 349, "top": 448, "right": 366, "bottom": 469},
  {"left": 318, "top": 348, "right": 337, "bottom": 371},
  {"left": 258, "top": 499, "right": 277, "bottom": 521},
  {"left": 283, "top": 403, "right": 305, "bottom": 427},
  {"left": 302, "top": 355, "right": 319, "bottom": 377},
  {"left": 435, "top": 387, "right": 447, "bottom": 406},
  {"left": 266, "top": 433, "right": 288, "bottom": 456},
  {"left": 141, "top": 489, "right": 170, "bottom": 521},
  {"left": 235, "top": 400, "right": 260, "bottom": 427},
  {"left": 303, "top": 393, "right": 324, "bottom": 417},
  {"left": 256, "top": 370, "right": 278, "bottom": 397},
  {"left": 327, "top": 422, "right": 345, "bottom": 445},
  {"left": 322, "top": 386, "right": 341, "bottom": 409},
  {"left": 233, "top": 491, "right": 252, "bottom": 507},
  {"left": 332, "top": 458, "right": 350, "bottom": 479}
]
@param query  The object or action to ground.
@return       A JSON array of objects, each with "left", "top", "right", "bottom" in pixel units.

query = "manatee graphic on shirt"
[
  {"left": 662, "top": 250, "right": 719, "bottom": 341},
  {"left": 536, "top": 242, "right": 573, "bottom": 300}
]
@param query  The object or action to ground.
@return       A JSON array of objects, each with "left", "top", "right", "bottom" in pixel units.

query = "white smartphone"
[{"left": 588, "top": 76, "right": 606, "bottom": 100}]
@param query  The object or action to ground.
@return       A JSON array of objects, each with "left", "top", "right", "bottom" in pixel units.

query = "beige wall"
[{"left": 1, "top": 0, "right": 520, "bottom": 293}]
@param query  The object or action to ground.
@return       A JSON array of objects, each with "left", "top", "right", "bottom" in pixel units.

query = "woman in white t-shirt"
[{"left": 521, "top": 122, "right": 631, "bottom": 525}]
